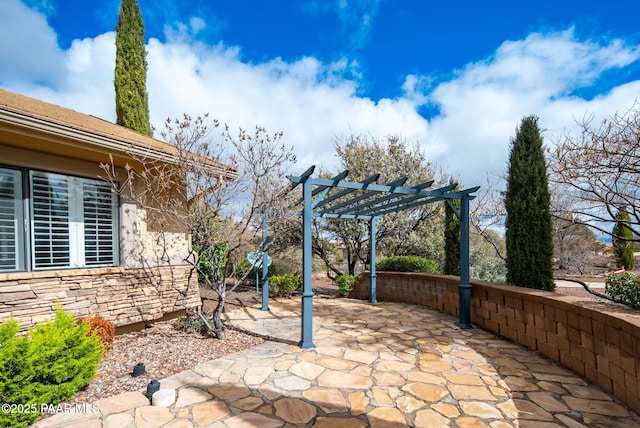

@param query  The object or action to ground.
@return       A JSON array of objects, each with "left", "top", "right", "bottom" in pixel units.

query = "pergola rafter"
[{"left": 281, "top": 165, "right": 479, "bottom": 348}]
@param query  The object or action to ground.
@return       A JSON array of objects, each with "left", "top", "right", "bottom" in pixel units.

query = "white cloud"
[
  {"left": 1, "top": 4, "right": 639, "bottom": 191},
  {"left": 424, "top": 29, "right": 640, "bottom": 186},
  {"left": 145, "top": 39, "right": 429, "bottom": 170},
  {"left": 0, "top": 0, "right": 65, "bottom": 89}
]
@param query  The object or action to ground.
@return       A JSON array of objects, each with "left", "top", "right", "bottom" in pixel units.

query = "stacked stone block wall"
[
  {"left": 351, "top": 271, "right": 640, "bottom": 415},
  {"left": 0, "top": 265, "right": 200, "bottom": 331}
]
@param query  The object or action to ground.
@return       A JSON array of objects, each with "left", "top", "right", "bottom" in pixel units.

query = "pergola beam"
[
  {"left": 318, "top": 176, "right": 410, "bottom": 215},
  {"left": 312, "top": 173, "right": 380, "bottom": 210}
]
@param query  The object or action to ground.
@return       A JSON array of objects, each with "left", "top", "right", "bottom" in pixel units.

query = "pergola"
[{"left": 263, "top": 165, "right": 479, "bottom": 348}]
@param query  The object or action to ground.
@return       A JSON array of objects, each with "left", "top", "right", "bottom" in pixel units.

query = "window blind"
[
  {"left": 31, "top": 172, "right": 71, "bottom": 268},
  {"left": 0, "top": 168, "right": 23, "bottom": 271},
  {"left": 83, "top": 181, "right": 117, "bottom": 265}
]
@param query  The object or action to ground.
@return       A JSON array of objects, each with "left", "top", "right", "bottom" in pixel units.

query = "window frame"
[
  {"left": 0, "top": 166, "right": 120, "bottom": 272},
  {"left": 0, "top": 167, "right": 26, "bottom": 272}
]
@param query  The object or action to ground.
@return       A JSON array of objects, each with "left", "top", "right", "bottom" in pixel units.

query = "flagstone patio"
[{"left": 33, "top": 298, "right": 640, "bottom": 427}]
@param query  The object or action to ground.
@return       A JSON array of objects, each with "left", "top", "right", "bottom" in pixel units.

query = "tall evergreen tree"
[
  {"left": 443, "top": 193, "right": 460, "bottom": 276},
  {"left": 505, "top": 116, "right": 555, "bottom": 291},
  {"left": 612, "top": 208, "right": 635, "bottom": 270},
  {"left": 114, "top": 0, "right": 152, "bottom": 136}
]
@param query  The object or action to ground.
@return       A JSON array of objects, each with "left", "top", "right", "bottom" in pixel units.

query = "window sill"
[{"left": 0, "top": 266, "right": 125, "bottom": 282}]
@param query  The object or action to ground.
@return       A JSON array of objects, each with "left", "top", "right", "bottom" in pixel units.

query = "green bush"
[
  {"left": 605, "top": 272, "right": 640, "bottom": 309},
  {"left": 174, "top": 314, "right": 214, "bottom": 335},
  {"left": 0, "top": 320, "right": 33, "bottom": 428},
  {"left": 269, "top": 275, "right": 302, "bottom": 296},
  {"left": 196, "top": 250, "right": 214, "bottom": 282},
  {"left": 235, "top": 258, "right": 277, "bottom": 282},
  {"left": 336, "top": 274, "right": 357, "bottom": 295},
  {"left": 0, "top": 310, "right": 103, "bottom": 427},
  {"left": 376, "top": 256, "right": 438, "bottom": 273}
]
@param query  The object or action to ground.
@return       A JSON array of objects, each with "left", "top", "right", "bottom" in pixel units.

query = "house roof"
[{"left": 0, "top": 88, "right": 236, "bottom": 178}]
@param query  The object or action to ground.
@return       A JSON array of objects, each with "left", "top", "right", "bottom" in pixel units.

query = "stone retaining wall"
[
  {"left": 0, "top": 266, "right": 200, "bottom": 331},
  {"left": 350, "top": 271, "right": 640, "bottom": 415}
]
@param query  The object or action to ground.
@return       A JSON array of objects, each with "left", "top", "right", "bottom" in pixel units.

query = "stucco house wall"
[{"left": 0, "top": 89, "right": 234, "bottom": 331}]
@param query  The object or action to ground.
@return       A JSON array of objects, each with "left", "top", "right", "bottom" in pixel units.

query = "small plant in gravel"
[
  {"left": 174, "top": 314, "right": 215, "bottom": 335},
  {"left": 80, "top": 315, "right": 115, "bottom": 351},
  {"left": 605, "top": 272, "right": 640, "bottom": 309},
  {"left": 377, "top": 256, "right": 438, "bottom": 273},
  {"left": 336, "top": 274, "right": 357, "bottom": 295}
]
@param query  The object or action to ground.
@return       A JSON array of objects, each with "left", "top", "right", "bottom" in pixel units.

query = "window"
[
  {"left": 0, "top": 167, "right": 119, "bottom": 272},
  {"left": 0, "top": 168, "right": 25, "bottom": 271}
]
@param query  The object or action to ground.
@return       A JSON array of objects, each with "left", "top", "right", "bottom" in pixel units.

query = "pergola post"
[
  {"left": 260, "top": 215, "right": 269, "bottom": 311},
  {"left": 369, "top": 216, "right": 377, "bottom": 303},
  {"left": 300, "top": 174, "right": 315, "bottom": 348},
  {"left": 457, "top": 194, "right": 473, "bottom": 328}
]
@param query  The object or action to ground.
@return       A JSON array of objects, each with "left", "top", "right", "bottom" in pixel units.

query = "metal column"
[
  {"left": 369, "top": 216, "right": 377, "bottom": 303},
  {"left": 457, "top": 194, "right": 473, "bottom": 328},
  {"left": 261, "top": 215, "right": 270, "bottom": 311},
  {"left": 300, "top": 175, "right": 315, "bottom": 348}
]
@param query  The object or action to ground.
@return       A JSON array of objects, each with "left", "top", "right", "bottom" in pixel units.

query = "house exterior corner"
[{"left": 0, "top": 89, "right": 231, "bottom": 330}]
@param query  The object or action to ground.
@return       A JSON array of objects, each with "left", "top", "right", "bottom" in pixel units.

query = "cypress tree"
[
  {"left": 444, "top": 196, "right": 460, "bottom": 276},
  {"left": 612, "top": 208, "right": 635, "bottom": 270},
  {"left": 114, "top": 0, "right": 152, "bottom": 136},
  {"left": 505, "top": 115, "right": 555, "bottom": 291}
]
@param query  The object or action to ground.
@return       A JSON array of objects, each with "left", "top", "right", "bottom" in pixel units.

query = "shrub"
[
  {"left": 0, "top": 310, "right": 103, "bottom": 427},
  {"left": 236, "top": 258, "right": 277, "bottom": 282},
  {"left": 336, "top": 274, "right": 357, "bottom": 295},
  {"left": 376, "top": 256, "right": 438, "bottom": 273},
  {"left": 605, "top": 272, "right": 640, "bottom": 309},
  {"left": 269, "top": 275, "right": 302, "bottom": 296},
  {"left": 81, "top": 315, "right": 115, "bottom": 351},
  {"left": 196, "top": 249, "right": 214, "bottom": 282},
  {"left": 0, "top": 319, "right": 33, "bottom": 428},
  {"left": 174, "top": 314, "right": 214, "bottom": 335},
  {"left": 612, "top": 209, "right": 635, "bottom": 270}
]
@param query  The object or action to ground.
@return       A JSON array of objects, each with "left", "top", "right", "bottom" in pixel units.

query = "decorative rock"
[{"left": 152, "top": 389, "right": 176, "bottom": 407}]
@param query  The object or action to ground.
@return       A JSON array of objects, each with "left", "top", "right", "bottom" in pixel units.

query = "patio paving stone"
[{"left": 32, "top": 298, "right": 640, "bottom": 427}]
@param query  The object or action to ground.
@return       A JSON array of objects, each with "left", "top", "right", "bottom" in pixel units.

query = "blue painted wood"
[
  {"left": 289, "top": 175, "right": 476, "bottom": 199},
  {"left": 312, "top": 173, "right": 380, "bottom": 210},
  {"left": 318, "top": 176, "right": 410, "bottom": 214},
  {"left": 369, "top": 216, "right": 378, "bottom": 303},
  {"left": 287, "top": 165, "right": 479, "bottom": 346},
  {"left": 261, "top": 216, "right": 270, "bottom": 311},
  {"left": 300, "top": 174, "right": 315, "bottom": 348},
  {"left": 457, "top": 194, "right": 473, "bottom": 329}
]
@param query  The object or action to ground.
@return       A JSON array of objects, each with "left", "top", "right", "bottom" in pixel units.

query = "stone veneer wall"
[
  {"left": 350, "top": 271, "right": 640, "bottom": 415},
  {"left": 0, "top": 265, "right": 200, "bottom": 331}
]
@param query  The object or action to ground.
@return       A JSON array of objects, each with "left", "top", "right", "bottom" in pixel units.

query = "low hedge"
[
  {"left": 376, "top": 256, "right": 438, "bottom": 273},
  {"left": 269, "top": 275, "right": 302, "bottom": 296}
]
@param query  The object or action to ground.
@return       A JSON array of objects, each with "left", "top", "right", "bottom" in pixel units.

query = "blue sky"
[{"left": 1, "top": 0, "right": 640, "bottom": 186}]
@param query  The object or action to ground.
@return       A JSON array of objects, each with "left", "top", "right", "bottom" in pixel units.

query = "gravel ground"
[
  {"left": 61, "top": 283, "right": 338, "bottom": 408},
  {"left": 66, "top": 311, "right": 264, "bottom": 407}
]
